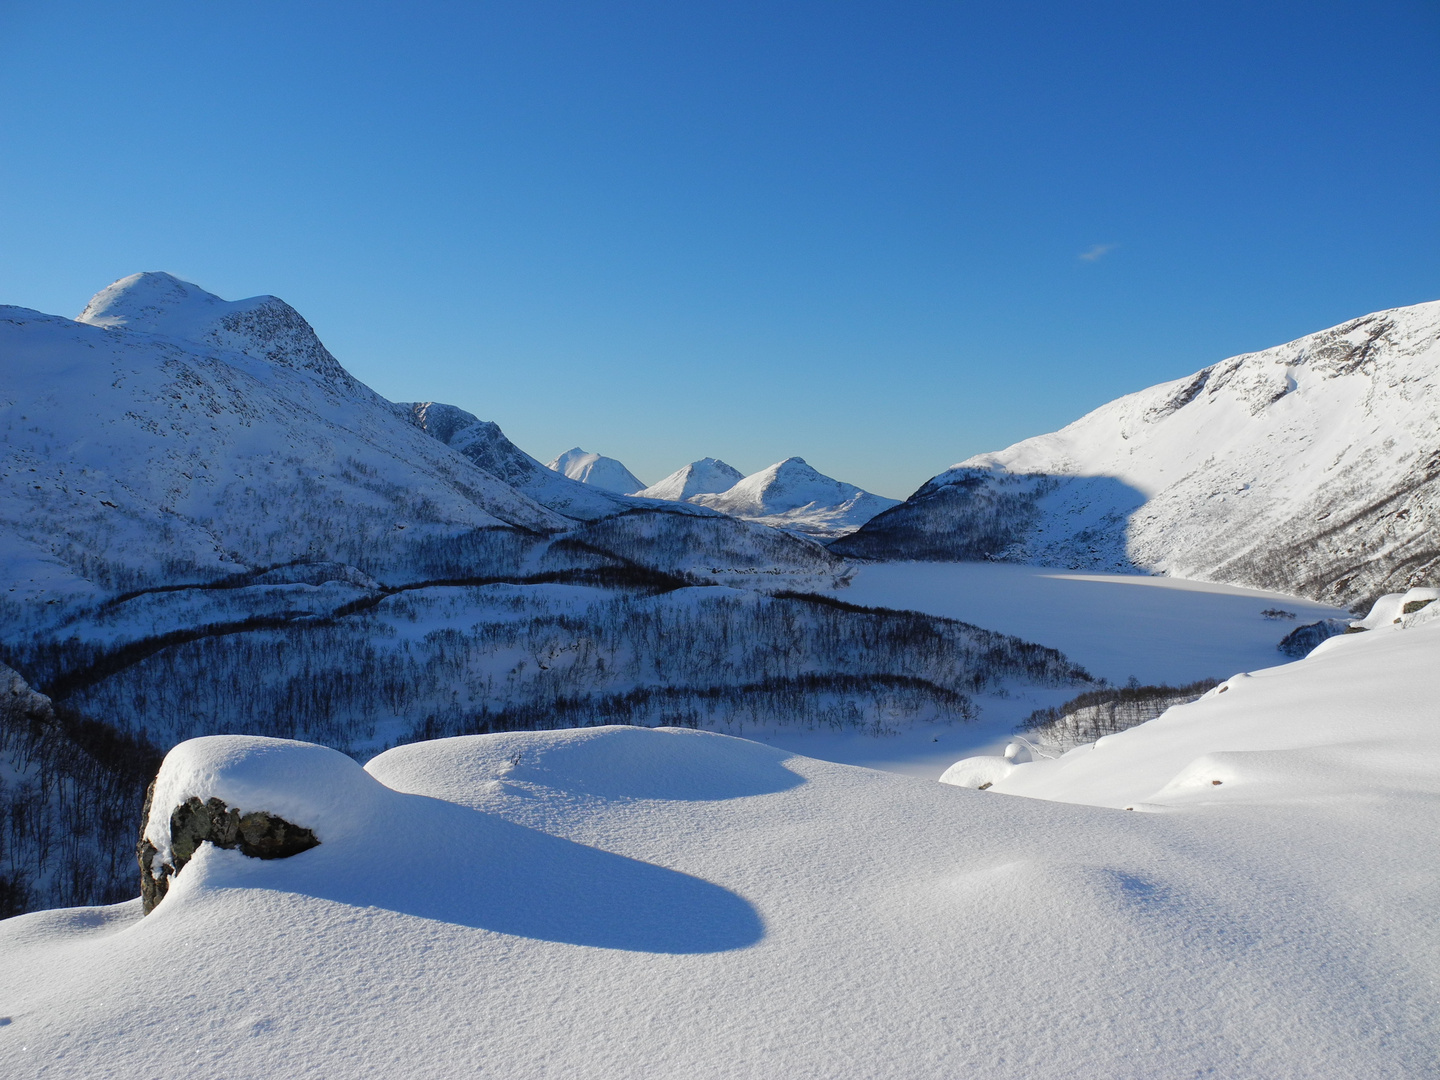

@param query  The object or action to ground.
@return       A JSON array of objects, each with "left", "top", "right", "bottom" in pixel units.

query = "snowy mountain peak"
[
  {"left": 77, "top": 271, "right": 353, "bottom": 384},
  {"left": 546, "top": 448, "right": 645, "bottom": 494},
  {"left": 836, "top": 297, "right": 1440, "bottom": 605},
  {"left": 408, "top": 404, "right": 650, "bottom": 520},
  {"left": 690, "top": 457, "right": 899, "bottom": 538},
  {"left": 635, "top": 458, "right": 745, "bottom": 501}
]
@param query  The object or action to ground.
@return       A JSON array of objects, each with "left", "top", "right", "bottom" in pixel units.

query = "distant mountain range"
[
  {"left": 0, "top": 272, "right": 841, "bottom": 610},
  {"left": 542, "top": 451, "right": 897, "bottom": 539},
  {"left": 835, "top": 299, "right": 1440, "bottom": 607}
]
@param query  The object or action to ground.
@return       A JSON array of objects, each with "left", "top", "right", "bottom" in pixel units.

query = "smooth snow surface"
[
  {"left": 833, "top": 561, "right": 1345, "bottom": 686},
  {"left": 689, "top": 456, "right": 899, "bottom": 538},
  {"left": 635, "top": 457, "right": 744, "bottom": 501},
  {"left": 6, "top": 673, "right": 1439, "bottom": 1078},
  {"left": 840, "top": 299, "right": 1440, "bottom": 605},
  {"left": 546, "top": 447, "right": 646, "bottom": 494}
]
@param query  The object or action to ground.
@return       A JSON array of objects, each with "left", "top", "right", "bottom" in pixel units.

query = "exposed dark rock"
[
  {"left": 137, "top": 784, "right": 318, "bottom": 914},
  {"left": 1277, "top": 618, "right": 1353, "bottom": 658}
]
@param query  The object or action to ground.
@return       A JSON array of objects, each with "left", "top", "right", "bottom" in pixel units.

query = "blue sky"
[{"left": 2, "top": 1, "right": 1436, "bottom": 497}]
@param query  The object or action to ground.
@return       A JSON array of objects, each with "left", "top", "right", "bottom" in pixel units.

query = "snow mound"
[
  {"left": 689, "top": 457, "right": 899, "bottom": 538},
  {"left": 144, "top": 736, "right": 384, "bottom": 870},
  {"left": 635, "top": 458, "right": 745, "bottom": 501},
  {"left": 974, "top": 606, "right": 1440, "bottom": 809},
  {"left": 369, "top": 725, "right": 805, "bottom": 804},
  {"left": 1351, "top": 586, "right": 1440, "bottom": 630},
  {"left": 547, "top": 448, "right": 646, "bottom": 494},
  {"left": 936, "top": 755, "right": 1015, "bottom": 789}
]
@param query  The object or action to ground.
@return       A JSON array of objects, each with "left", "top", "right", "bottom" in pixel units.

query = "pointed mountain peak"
[
  {"left": 77, "top": 272, "right": 354, "bottom": 385},
  {"left": 546, "top": 448, "right": 646, "bottom": 494},
  {"left": 78, "top": 272, "right": 228, "bottom": 332},
  {"left": 635, "top": 457, "right": 744, "bottom": 501}
]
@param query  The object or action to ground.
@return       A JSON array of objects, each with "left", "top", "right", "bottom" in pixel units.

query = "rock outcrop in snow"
[
  {"left": 635, "top": 458, "right": 745, "bottom": 501},
  {"left": 547, "top": 448, "right": 645, "bottom": 494},
  {"left": 835, "top": 299, "right": 1440, "bottom": 606},
  {"left": 688, "top": 457, "right": 899, "bottom": 539}
]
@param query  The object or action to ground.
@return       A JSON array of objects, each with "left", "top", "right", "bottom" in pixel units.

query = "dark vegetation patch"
[{"left": 1020, "top": 679, "right": 1221, "bottom": 752}]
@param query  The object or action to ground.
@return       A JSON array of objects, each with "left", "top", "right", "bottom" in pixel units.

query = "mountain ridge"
[{"left": 834, "top": 298, "right": 1440, "bottom": 606}]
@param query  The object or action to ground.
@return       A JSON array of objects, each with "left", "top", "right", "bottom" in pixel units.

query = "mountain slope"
[
  {"left": 547, "top": 448, "right": 645, "bottom": 494},
  {"left": 690, "top": 457, "right": 899, "bottom": 539},
  {"left": 0, "top": 273, "right": 567, "bottom": 607},
  {"left": 635, "top": 457, "right": 744, "bottom": 501},
  {"left": 836, "top": 300, "right": 1440, "bottom": 606},
  {"left": 406, "top": 403, "right": 645, "bottom": 521}
]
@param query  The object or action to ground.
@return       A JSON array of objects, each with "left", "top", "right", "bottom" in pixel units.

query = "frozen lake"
[{"left": 757, "top": 561, "right": 1347, "bottom": 779}]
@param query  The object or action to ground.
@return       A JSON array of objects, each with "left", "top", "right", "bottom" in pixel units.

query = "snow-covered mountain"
[
  {"left": 546, "top": 448, "right": 645, "bottom": 494},
  {"left": 406, "top": 403, "right": 644, "bottom": 521},
  {"left": 689, "top": 457, "right": 899, "bottom": 539},
  {"left": 0, "top": 273, "right": 568, "bottom": 605},
  {"left": 635, "top": 457, "right": 744, "bottom": 501},
  {"left": 836, "top": 300, "right": 1440, "bottom": 606}
]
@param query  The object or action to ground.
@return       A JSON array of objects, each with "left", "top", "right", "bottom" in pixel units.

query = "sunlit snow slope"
[
  {"left": 3, "top": 627, "right": 1437, "bottom": 1080},
  {"left": 837, "top": 300, "right": 1440, "bottom": 606},
  {"left": 0, "top": 273, "right": 566, "bottom": 604},
  {"left": 635, "top": 457, "right": 745, "bottom": 501},
  {"left": 690, "top": 456, "right": 899, "bottom": 538},
  {"left": 547, "top": 447, "right": 646, "bottom": 494}
]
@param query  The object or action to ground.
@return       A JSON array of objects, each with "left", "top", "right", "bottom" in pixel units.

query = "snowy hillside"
[
  {"left": 547, "top": 447, "right": 646, "bottom": 493},
  {"left": 0, "top": 273, "right": 568, "bottom": 608},
  {"left": 635, "top": 457, "right": 744, "bottom": 501},
  {"left": 689, "top": 457, "right": 899, "bottom": 538},
  {"left": 3, "top": 604, "right": 1436, "bottom": 1076},
  {"left": 836, "top": 299, "right": 1440, "bottom": 606},
  {"left": 406, "top": 402, "right": 646, "bottom": 521}
]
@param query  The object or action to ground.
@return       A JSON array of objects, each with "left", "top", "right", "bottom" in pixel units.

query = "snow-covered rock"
[
  {"left": 837, "top": 299, "right": 1440, "bottom": 606},
  {"left": 547, "top": 448, "right": 646, "bottom": 494},
  {"left": 689, "top": 457, "right": 899, "bottom": 538},
  {"left": 635, "top": 458, "right": 745, "bottom": 501}
]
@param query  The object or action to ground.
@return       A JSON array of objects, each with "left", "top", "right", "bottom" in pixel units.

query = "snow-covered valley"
[
  {"left": 2, "top": 604, "right": 1436, "bottom": 1078},
  {"left": 1, "top": 273, "right": 1438, "bottom": 1077}
]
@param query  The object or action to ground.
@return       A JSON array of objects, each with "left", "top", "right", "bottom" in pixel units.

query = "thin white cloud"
[{"left": 1079, "top": 243, "right": 1118, "bottom": 262}]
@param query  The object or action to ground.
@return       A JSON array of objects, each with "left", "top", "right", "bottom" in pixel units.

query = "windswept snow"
[
  {"left": 943, "top": 588, "right": 1440, "bottom": 816},
  {"left": 689, "top": 457, "right": 899, "bottom": 538},
  {"left": 4, "top": 671, "right": 1438, "bottom": 1077},
  {"left": 838, "top": 299, "right": 1440, "bottom": 606},
  {"left": 635, "top": 457, "right": 744, "bottom": 501},
  {"left": 547, "top": 447, "right": 646, "bottom": 494}
]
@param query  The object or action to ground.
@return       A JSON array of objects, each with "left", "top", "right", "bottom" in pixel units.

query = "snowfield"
[{"left": 2, "top": 605, "right": 1437, "bottom": 1078}]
